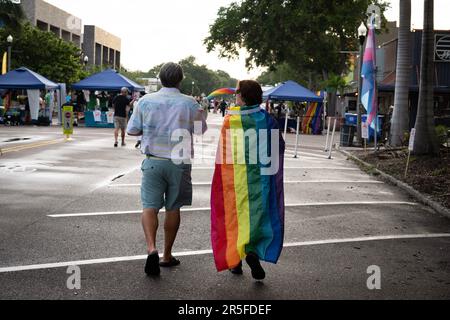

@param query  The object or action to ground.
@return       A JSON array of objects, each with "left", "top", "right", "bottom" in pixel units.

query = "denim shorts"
[{"left": 141, "top": 158, "right": 192, "bottom": 211}]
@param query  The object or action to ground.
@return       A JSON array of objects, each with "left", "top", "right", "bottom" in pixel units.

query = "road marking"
[
  {"left": 190, "top": 166, "right": 360, "bottom": 171},
  {"left": 47, "top": 201, "right": 417, "bottom": 218},
  {"left": 0, "top": 139, "right": 63, "bottom": 154},
  {"left": 1, "top": 233, "right": 449, "bottom": 273},
  {"left": 108, "top": 180, "right": 383, "bottom": 188}
]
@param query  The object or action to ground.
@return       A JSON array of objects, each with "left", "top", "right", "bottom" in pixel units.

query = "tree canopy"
[
  {"left": 142, "top": 56, "right": 238, "bottom": 96},
  {"left": 205, "top": 0, "right": 389, "bottom": 83},
  {"left": 0, "top": 23, "right": 86, "bottom": 84},
  {"left": 0, "top": 0, "right": 25, "bottom": 32}
]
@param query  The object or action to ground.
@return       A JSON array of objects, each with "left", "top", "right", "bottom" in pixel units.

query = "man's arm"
[{"left": 126, "top": 101, "right": 143, "bottom": 136}]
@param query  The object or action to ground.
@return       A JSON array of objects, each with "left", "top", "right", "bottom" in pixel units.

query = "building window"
[
  {"left": 72, "top": 34, "right": 81, "bottom": 47},
  {"left": 95, "top": 43, "right": 102, "bottom": 66},
  {"left": 62, "top": 30, "right": 71, "bottom": 42},
  {"left": 50, "top": 25, "right": 60, "bottom": 37},
  {"left": 36, "top": 20, "right": 48, "bottom": 32}
]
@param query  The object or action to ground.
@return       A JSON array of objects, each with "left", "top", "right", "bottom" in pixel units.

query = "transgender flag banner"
[{"left": 361, "top": 19, "right": 378, "bottom": 127}]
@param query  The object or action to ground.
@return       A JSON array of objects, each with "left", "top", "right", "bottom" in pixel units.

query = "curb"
[{"left": 339, "top": 148, "right": 450, "bottom": 219}]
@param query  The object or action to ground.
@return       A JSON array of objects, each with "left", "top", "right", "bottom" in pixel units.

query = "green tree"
[
  {"left": 205, "top": 0, "right": 389, "bottom": 81},
  {"left": 143, "top": 56, "right": 237, "bottom": 96},
  {"left": 0, "top": 23, "right": 85, "bottom": 84},
  {"left": 257, "top": 63, "right": 322, "bottom": 89},
  {"left": 412, "top": 0, "right": 439, "bottom": 155},
  {"left": 390, "top": 0, "right": 411, "bottom": 146},
  {"left": 322, "top": 73, "right": 350, "bottom": 116},
  {"left": 0, "top": 0, "right": 25, "bottom": 32}
]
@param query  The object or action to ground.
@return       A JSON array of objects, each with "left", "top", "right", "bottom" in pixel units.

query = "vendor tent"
[
  {"left": 0, "top": 67, "right": 59, "bottom": 90},
  {"left": 263, "top": 80, "right": 323, "bottom": 103},
  {"left": 71, "top": 69, "right": 144, "bottom": 91}
]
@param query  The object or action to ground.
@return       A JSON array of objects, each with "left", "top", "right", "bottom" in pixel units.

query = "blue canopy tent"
[
  {"left": 264, "top": 81, "right": 324, "bottom": 135},
  {"left": 71, "top": 69, "right": 144, "bottom": 91},
  {"left": 0, "top": 67, "right": 59, "bottom": 125},
  {"left": 71, "top": 69, "right": 144, "bottom": 128},
  {"left": 0, "top": 67, "right": 59, "bottom": 90},
  {"left": 263, "top": 80, "right": 323, "bottom": 103}
]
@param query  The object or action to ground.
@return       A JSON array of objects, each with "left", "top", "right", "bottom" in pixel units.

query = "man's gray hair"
[{"left": 159, "top": 62, "right": 184, "bottom": 88}]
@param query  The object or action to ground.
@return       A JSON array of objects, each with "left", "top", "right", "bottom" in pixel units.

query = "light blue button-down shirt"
[{"left": 127, "top": 87, "right": 207, "bottom": 160}]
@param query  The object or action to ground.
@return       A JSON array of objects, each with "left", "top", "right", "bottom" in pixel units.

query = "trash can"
[{"left": 340, "top": 124, "right": 356, "bottom": 147}]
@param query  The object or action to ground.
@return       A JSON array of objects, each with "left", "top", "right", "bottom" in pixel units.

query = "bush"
[{"left": 435, "top": 125, "right": 449, "bottom": 145}]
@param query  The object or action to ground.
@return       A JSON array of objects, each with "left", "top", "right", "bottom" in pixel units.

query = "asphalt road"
[{"left": 0, "top": 113, "right": 449, "bottom": 300}]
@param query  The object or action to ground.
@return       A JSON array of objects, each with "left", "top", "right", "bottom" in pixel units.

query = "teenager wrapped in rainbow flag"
[{"left": 211, "top": 80, "right": 285, "bottom": 280}]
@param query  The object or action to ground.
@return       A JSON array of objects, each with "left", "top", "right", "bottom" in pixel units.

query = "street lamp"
[
  {"left": 83, "top": 55, "right": 89, "bottom": 71},
  {"left": 7, "top": 35, "right": 13, "bottom": 72},
  {"left": 356, "top": 22, "right": 367, "bottom": 146}
]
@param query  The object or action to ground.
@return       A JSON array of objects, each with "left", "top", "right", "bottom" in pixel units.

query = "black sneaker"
[
  {"left": 245, "top": 252, "right": 265, "bottom": 280},
  {"left": 145, "top": 251, "right": 160, "bottom": 276},
  {"left": 229, "top": 261, "right": 243, "bottom": 275}
]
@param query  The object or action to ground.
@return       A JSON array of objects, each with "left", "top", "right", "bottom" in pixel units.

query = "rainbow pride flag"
[
  {"left": 361, "top": 19, "right": 378, "bottom": 127},
  {"left": 211, "top": 105, "right": 285, "bottom": 272},
  {"left": 207, "top": 88, "right": 236, "bottom": 100},
  {"left": 301, "top": 103, "right": 324, "bottom": 135}
]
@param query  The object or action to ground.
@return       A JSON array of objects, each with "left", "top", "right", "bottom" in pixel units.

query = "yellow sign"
[{"left": 63, "top": 105, "right": 74, "bottom": 136}]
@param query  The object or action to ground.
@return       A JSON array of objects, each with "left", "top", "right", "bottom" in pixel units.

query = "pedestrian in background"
[{"left": 112, "top": 87, "right": 134, "bottom": 148}]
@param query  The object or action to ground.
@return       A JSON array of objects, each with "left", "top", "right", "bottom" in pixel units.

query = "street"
[{"left": 0, "top": 113, "right": 449, "bottom": 300}]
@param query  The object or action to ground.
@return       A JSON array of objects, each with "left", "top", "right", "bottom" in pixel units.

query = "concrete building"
[
  {"left": 20, "top": 0, "right": 82, "bottom": 47},
  {"left": 83, "top": 25, "right": 121, "bottom": 69},
  {"left": 20, "top": 0, "right": 122, "bottom": 70}
]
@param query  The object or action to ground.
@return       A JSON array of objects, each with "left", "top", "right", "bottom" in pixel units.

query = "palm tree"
[
  {"left": 412, "top": 0, "right": 439, "bottom": 155},
  {"left": 389, "top": 0, "right": 411, "bottom": 146},
  {"left": 0, "top": 0, "right": 25, "bottom": 31},
  {"left": 323, "top": 73, "right": 350, "bottom": 117}
]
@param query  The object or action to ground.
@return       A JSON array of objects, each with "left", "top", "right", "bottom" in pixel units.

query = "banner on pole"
[
  {"left": 362, "top": 121, "right": 369, "bottom": 140},
  {"left": 1, "top": 52, "right": 7, "bottom": 75},
  {"left": 408, "top": 129, "right": 416, "bottom": 151}
]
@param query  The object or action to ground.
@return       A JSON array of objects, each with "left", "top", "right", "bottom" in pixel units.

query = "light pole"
[
  {"left": 356, "top": 22, "right": 367, "bottom": 146},
  {"left": 83, "top": 55, "right": 89, "bottom": 70},
  {"left": 7, "top": 35, "right": 13, "bottom": 72}
]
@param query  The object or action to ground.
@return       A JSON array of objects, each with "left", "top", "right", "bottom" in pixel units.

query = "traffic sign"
[{"left": 63, "top": 106, "right": 73, "bottom": 136}]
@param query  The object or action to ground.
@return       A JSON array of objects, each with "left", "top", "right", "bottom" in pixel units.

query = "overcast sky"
[{"left": 45, "top": 0, "right": 450, "bottom": 80}]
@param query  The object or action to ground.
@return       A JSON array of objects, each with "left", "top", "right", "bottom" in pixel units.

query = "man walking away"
[
  {"left": 219, "top": 99, "right": 228, "bottom": 117},
  {"left": 113, "top": 87, "right": 134, "bottom": 147},
  {"left": 127, "top": 62, "right": 207, "bottom": 276}
]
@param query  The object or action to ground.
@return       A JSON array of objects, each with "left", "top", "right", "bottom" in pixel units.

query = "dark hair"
[
  {"left": 159, "top": 62, "right": 184, "bottom": 88},
  {"left": 237, "top": 80, "right": 263, "bottom": 106}
]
